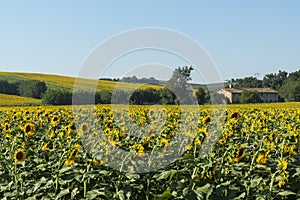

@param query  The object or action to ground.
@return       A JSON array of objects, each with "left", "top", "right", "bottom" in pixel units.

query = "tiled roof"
[{"left": 221, "top": 88, "right": 278, "bottom": 94}]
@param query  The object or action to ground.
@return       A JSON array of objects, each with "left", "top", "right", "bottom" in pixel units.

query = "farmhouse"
[{"left": 218, "top": 87, "right": 278, "bottom": 103}]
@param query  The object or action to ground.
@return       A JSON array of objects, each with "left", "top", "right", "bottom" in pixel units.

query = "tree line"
[
  {"left": 228, "top": 69, "right": 300, "bottom": 102},
  {"left": 0, "top": 68, "right": 299, "bottom": 105},
  {"left": 0, "top": 80, "right": 46, "bottom": 98}
]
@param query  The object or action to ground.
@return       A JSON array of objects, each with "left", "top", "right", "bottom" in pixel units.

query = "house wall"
[
  {"left": 217, "top": 90, "right": 232, "bottom": 103},
  {"left": 260, "top": 93, "right": 278, "bottom": 102},
  {"left": 217, "top": 89, "right": 279, "bottom": 103}
]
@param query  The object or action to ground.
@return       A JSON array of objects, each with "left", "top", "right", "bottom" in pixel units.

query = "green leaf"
[
  {"left": 117, "top": 190, "right": 125, "bottom": 200},
  {"left": 83, "top": 170, "right": 99, "bottom": 179},
  {"left": 277, "top": 190, "right": 296, "bottom": 196},
  {"left": 155, "top": 190, "right": 173, "bottom": 200},
  {"left": 254, "top": 164, "right": 271, "bottom": 171},
  {"left": 33, "top": 176, "right": 47, "bottom": 192},
  {"left": 233, "top": 192, "right": 246, "bottom": 200},
  {"left": 71, "top": 187, "right": 79, "bottom": 199},
  {"left": 194, "top": 183, "right": 211, "bottom": 194},
  {"left": 86, "top": 190, "right": 106, "bottom": 199},
  {"left": 55, "top": 189, "right": 70, "bottom": 200},
  {"left": 125, "top": 173, "right": 140, "bottom": 180},
  {"left": 26, "top": 197, "right": 36, "bottom": 200},
  {"left": 183, "top": 187, "right": 190, "bottom": 197},
  {"left": 153, "top": 170, "right": 176, "bottom": 180},
  {"left": 250, "top": 177, "right": 262, "bottom": 188},
  {"left": 59, "top": 166, "right": 72, "bottom": 174}
]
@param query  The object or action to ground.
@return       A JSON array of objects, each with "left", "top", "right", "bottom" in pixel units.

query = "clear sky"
[{"left": 0, "top": 0, "right": 299, "bottom": 83}]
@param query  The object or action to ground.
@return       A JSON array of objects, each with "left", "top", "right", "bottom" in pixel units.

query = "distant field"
[
  {"left": 0, "top": 72, "right": 163, "bottom": 91},
  {"left": 0, "top": 94, "right": 41, "bottom": 106}
]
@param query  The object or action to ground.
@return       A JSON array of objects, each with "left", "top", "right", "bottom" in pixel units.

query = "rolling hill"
[
  {"left": 0, "top": 94, "right": 41, "bottom": 106},
  {"left": 0, "top": 72, "right": 164, "bottom": 92}
]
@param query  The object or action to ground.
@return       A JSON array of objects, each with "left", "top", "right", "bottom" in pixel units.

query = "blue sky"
[{"left": 0, "top": 1, "right": 299, "bottom": 83}]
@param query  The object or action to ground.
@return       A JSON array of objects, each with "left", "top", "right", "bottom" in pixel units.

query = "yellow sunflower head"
[
  {"left": 51, "top": 116, "right": 60, "bottom": 126},
  {"left": 42, "top": 141, "right": 51, "bottom": 151},
  {"left": 3, "top": 123, "right": 10, "bottom": 131},
  {"left": 24, "top": 123, "right": 35, "bottom": 135},
  {"left": 69, "top": 144, "right": 81, "bottom": 158},
  {"left": 14, "top": 149, "right": 26, "bottom": 163},
  {"left": 65, "top": 158, "right": 74, "bottom": 166},
  {"left": 81, "top": 123, "right": 89, "bottom": 133}
]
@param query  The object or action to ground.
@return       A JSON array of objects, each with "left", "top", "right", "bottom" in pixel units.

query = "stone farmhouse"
[{"left": 217, "top": 87, "right": 278, "bottom": 103}]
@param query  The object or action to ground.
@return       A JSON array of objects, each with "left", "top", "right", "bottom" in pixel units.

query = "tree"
[
  {"left": 130, "top": 88, "right": 160, "bottom": 105},
  {"left": 42, "top": 89, "right": 72, "bottom": 105},
  {"left": 159, "top": 88, "right": 176, "bottom": 105},
  {"left": 239, "top": 90, "right": 262, "bottom": 104},
  {"left": 232, "top": 76, "right": 263, "bottom": 88},
  {"left": 0, "top": 80, "right": 19, "bottom": 95},
  {"left": 284, "top": 69, "right": 300, "bottom": 83},
  {"left": 99, "top": 90, "right": 112, "bottom": 104},
  {"left": 278, "top": 81, "right": 300, "bottom": 102},
  {"left": 195, "top": 87, "right": 208, "bottom": 105},
  {"left": 18, "top": 80, "right": 47, "bottom": 98},
  {"left": 208, "top": 91, "right": 227, "bottom": 104},
  {"left": 262, "top": 70, "right": 288, "bottom": 89},
  {"left": 111, "top": 90, "right": 131, "bottom": 104},
  {"left": 166, "top": 66, "right": 195, "bottom": 104}
]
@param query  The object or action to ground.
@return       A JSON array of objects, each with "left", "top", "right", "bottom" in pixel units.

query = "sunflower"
[
  {"left": 3, "top": 123, "right": 10, "bottom": 132},
  {"left": 160, "top": 137, "right": 169, "bottom": 147},
  {"left": 23, "top": 123, "right": 35, "bottom": 136},
  {"left": 42, "top": 141, "right": 51, "bottom": 151},
  {"left": 202, "top": 116, "right": 211, "bottom": 124},
  {"left": 69, "top": 144, "right": 81, "bottom": 158},
  {"left": 256, "top": 152, "right": 268, "bottom": 164},
  {"left": 51, "top": 116, "right": 60, "bottom": 127},
  {"left": 278, "top": 158, "right": 288, "bottom": 171},
  {"left": 14, "top": 149, "right": 26, "bottom": 163},
  {"left": 80, "top": 123, "right": 89, "bottom": 133},
  {"left": 230, "top": 147, "right": 245, "bottom": 163},
  {"left": 65, "top": 158, "right": 74, "bottom": 166}
]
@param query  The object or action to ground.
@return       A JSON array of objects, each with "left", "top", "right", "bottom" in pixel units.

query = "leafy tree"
[
  {"left": 166, "top": 66, "right": 195, "bottom": 104},
  {"left": 239, "top": 90, "right": 262, "bottom": 104},
  {"left": 0, "top": 80, "right": 19, "bottom": 95},
  {"left": 262, "top": 70, "right": 288, "bottom": 89},
  {"left": 159, "top": 88, "right": 176, "bottom": 105},
  {"left": 231, "top": 77, "right": 262, "bottom": 88},
  {"left": 208, "top": 91, "right": 227, "bottom": 104},
  {"left": 18, "top": 80, "right": 47, "bottom": 98},
  {"left": 195, "top": 87, "right": 209, "bottom": 105},
  {"left": 42, "top": 89, "right": 72, "bottom": 105},
  {"left": 130, "top": 88, "right": 160, "bottom": 105},
  {"left": 111, "top": 90, "right": 131, "bottom": 104},
  {"left": 284, "top": 69, "right": 300, "bottom": 83},
  {"left": 72, "top": 90, "right": 96, "bottom": 105},
  {"left": 99, "top": 90, "right": 112, "bottom": 104},
  {"left": 278, "top": 81, "right": 300, "bottom": 102}
]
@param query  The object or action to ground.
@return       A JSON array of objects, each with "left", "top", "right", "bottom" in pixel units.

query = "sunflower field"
[{"left": 0, "top": 103, "right": 299, "bottom": 199}]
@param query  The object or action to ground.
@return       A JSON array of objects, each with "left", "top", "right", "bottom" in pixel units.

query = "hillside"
[
  {"left": 0, "top": 72, "right": 163, "bottom": 92},
  {"left": 0, "top": 94, "right": 41, "bottom": 106}
]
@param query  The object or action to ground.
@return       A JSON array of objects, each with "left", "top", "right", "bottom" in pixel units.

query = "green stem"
[
  {"left": 84, "top": 181, "right": 87, "bottom": 197},
  {"left": 269, "top": 171, "right": 277, "bottom": 199}
]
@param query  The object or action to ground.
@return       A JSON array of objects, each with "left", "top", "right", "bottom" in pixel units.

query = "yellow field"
[
  {"left": 0, "top": 71, "right": 163, "bottom": 91},
  {"left": 0, "top": 102, "right": 299, "bottom": 199},
  {"left": 0, "top": 94, "right": 41, "bottom": 106}
]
